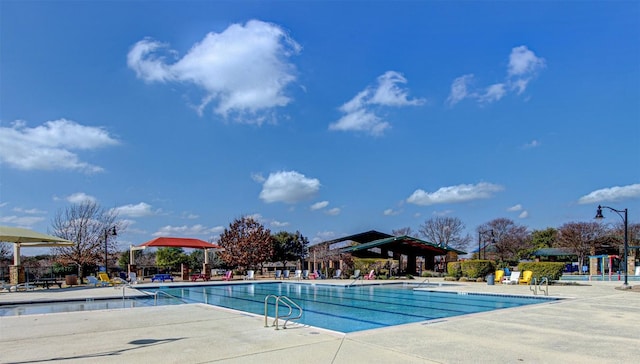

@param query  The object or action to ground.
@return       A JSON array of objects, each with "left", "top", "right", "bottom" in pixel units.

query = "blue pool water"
[
  {"left": 143, "top": 283, "right": 558, "bottom": 333},
  {"left": 0, "top": 296, "right": 181, "bottom": 317}
]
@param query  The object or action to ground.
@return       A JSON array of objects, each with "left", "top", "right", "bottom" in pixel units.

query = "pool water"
[
  {"left": 0, "top": 296, "right": 182, "bottom": 317},
  {"left": 145, "top": 283, "right": 558, "bottom": 333}
]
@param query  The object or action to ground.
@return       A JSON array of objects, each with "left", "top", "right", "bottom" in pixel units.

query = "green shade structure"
[{"left": 0, "top": 226, "right": 74, "bottom": 265}]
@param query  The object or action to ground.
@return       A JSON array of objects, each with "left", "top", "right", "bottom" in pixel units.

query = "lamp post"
[
  {"left": 478, "top": 229, "right": 494, "bottom": 260},
  {"left": 595, "top": 205, "right": 629, "bottom": 288},
  {"left": 103, "top": 226, "right": 117, "bottom": 273}
]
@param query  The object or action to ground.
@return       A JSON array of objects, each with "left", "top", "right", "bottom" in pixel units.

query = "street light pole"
[
  {"left": 104, "top": 226, "right": 117, "bottom": 273},
  {"left": 478, "top": 229, "right": 493, "bottom": 260},
  {"left": 595, "top": 205, "right": 629, "bottom": 288}
]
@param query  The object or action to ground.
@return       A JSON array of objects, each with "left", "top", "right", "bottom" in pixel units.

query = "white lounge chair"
[
  {"left": 243, "top": 270, "right": 255, "bottom": 280},
  {"left": 128, "top": 272, "right": 138, "bottom": 284},
  {"left": 293, "top": 270, "right": 302, "bottom": 280},
  {"left": 333, "top": 269, "right": 342, "bottom": 279},
  {"left": 502, "top": 271, "right": 521, "bottom": 285},
  {"left": 283, "top": 270, "right": 290, "bottom": 279}
]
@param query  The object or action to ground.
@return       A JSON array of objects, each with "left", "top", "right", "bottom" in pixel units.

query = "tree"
[
  {"left": 418, "top": 216, "right": 472, "bottom": 251},
  {"left": 50, "top": 201, "right": 123, "bottom": 281},
  {"left": 0, "top": 242, "right": 11, "bottom": 261},
  {"left": 156, "top": 247, "right": 189, "bottom": 271},
  {"left": 271, "top": 231, "right": 309, "bottom": 269},
  {"left": 392, "top": 227, "right": 414, "bottom": 236},
  {"left": 478, "top": 218, "right": 530, "bottom": 263},
  {"left": 531, "top": 228, "right": 557, "bottom": 250},
  {"left": 218, "top": 216, "right": 273, "bottom": 272},
  {"left": 556, "top": 221, "right": 605, "bottom": 270}
]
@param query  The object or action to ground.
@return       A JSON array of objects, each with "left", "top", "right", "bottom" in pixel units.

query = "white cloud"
[
  {"left": 406, "top": 182, "right": 504, "bottom": 206},
  {"left": 12, "top": 207, "right": 46, "bottom": 215},
  {"left": 518, "top": 210, "right": 529, "bottom": 219},
  {"left": 259, "top": 170, "right": 320, "bottom": 204},
  {"left": 0, "top": 119, "right": 119, "bottom": 173},
  {"left": 251, "top": 173, "right": 266, "bottom": 183},
  {"left": 111, "top": 202, "right": 156, "bottom": 218},
  {"left": 523, "top": 140, "right": 541, "bottom": 149},
  {"left": 446, "top": 74, "right": 474, "bottom": 106},
  {"left": 330, "top": 71, "right": 424, "bottom": 136},
  {"left": 270, "top": 220, "right": 290, "bottom": 228},
  {"left": 66, "top": 192, "right": 98, "bottom": 204},
  {"left": 310, "top": 201, "right": 329, "bottom": 211},
  {"left": 152, "top": 224, "right": 219, "bottom": 237},
  {"left": 0, "top": 215, "right": 46, "bottom": 227},
  {"left": 508, "top": 45, "right": 546, "bottom": 77},
  {"left": 507, "top": 204, "right": 523, "bottom": 212},
  {"left": 479, "top": 83, "right": 506, "bottom": 103},
  {"left": 128, "top": 20, "right": 300, "bottom": 123},
  {"left": 383, "top": 208, "right": 401, "bottom": 216},
  {"left": 578, "top": 184, "right": 640, "bottom": 204},
  {"left": 325, "top": 207, "right": 341, "bottom": 216},
  {"left": 447, "top": 45, "right": 544, "bottom": 106}
]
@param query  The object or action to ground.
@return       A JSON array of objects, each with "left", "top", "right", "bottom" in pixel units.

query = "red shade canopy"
[{"left": 138, "top": 237, "right": 222, "bottom": 250}]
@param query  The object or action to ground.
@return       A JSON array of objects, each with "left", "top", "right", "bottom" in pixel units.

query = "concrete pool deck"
[{"left": 1, "top": 279, "right": 639, "bottom": 363}]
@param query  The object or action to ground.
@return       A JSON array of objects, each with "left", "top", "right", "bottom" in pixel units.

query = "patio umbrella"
[{"left": 0, "top": 226, "right": 75, "bottom": 265}]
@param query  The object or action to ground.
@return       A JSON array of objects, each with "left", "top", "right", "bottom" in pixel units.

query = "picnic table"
[
  {"left": 190, "top": 274, "right": 209, "bottom": 282},
  {"left": 151, "top": 274, "right": 174, "bottom": 282},
  {"left": 32, "top": 278, "right": 63, "bottom": 289}
]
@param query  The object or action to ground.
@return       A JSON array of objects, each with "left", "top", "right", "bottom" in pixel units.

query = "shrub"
[
  {"left": 517, "top": 262, "right": 565, "bottom": 281},
  {"left": 461, "top": 260, "right": 495, "bottom": 279},
  {"left": 447, "top": 262, "right": 462, "bottom": 278}
]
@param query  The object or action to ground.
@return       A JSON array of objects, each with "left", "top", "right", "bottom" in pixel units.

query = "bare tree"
[
  {"left": 218, "top": 216, "right": 273, "bottom": 272},
  {"left": 50, "top": 201, "right": 122, "bottom": 281},
  {"left": 392, "top": 227, "right": 414, "bottom": 236},
  {"left": 478, "top": 218, "right": 530, "bottom": 262},
  {"left": 419, "top": 216, "right": 472, "bottom": 251},
  {"left": 556, "top": 221, "right": 606, "bottom": 269},
  {"left": 0, "top": 242, "right": 11, "bottom": 260}
]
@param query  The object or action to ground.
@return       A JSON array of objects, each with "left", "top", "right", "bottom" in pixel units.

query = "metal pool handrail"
[
  {"left": 415, "top": 278, "right": 430, "bottom": 288},
  {"left": 264, "top": 294, "right": 303, "bottom": 330},
  {"left": 529, "top": 277, "right": 549, "bottom": 296}
]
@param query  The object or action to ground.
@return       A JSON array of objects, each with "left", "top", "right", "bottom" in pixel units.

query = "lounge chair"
[
  {"left": 519, "top": 270, "right": 533, "bottom": 285},
  {"left": 87, "top": 276, "right": 107, "bottom": 287},
  {"left": 502, "top": 271, "right": 520, "bottom": 285},
  {"left": 99, "top": 272, "right": 126, "bottom": 286},
  {"left": 302, "top": 270, "right": 309, "bottom": 279},
  {"left": 315, "top": 270, "right": 325, "bottom": 279},
  {"left": 222, "top": 270, "right": 233, "bottom": 281},
  {"left": 293, "top": 270, "right": 302, "bottom": 280},
  {"left": 283, "top": 270, "right": 290, "bottom": 279},
  {"left": 494, "top": 270, "right": 505, "bottom": 283},
  {"left": 1, "top": 281, "right": 14, "bottom": 292},
  {"left": 243, "top": 270, "right": 255, "bottom": 280},
  {"left": 364, "top": 270, "right": 375, "bottom": 280},
  {"left": 332, "top": 269, "right": 342, "bottom": 279},
  {"left": 128, "top": 272, "right": 138, "bottom": 284},
  {"left": 350, "top": 270, "right": 361, "bottom": 279},
  {"left": 275, "top": 270, "right": 282, "bottom": 279}
]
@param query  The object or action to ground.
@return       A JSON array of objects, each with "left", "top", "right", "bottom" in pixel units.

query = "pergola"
[
  {"left": 311, "top": 230, "right": 466, "bottom": 274},
  {"left": 130, "top": 237, "right": 223, "bottom": 278}
]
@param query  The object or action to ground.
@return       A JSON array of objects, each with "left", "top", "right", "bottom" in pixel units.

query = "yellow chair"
[
  {"left": 98, "top": 272, "right": 125, "bottom": 286},
  {"left": 494, "top": 270, "right": 505, "bottom": 283},
  {"left": 519, "top": 270, "right": 533, "bottom": 285}
]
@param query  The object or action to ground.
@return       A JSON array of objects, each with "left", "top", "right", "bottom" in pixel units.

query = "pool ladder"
[
  {"left": 120, "top": 284, "right": 187, "bottom": 305},
  {"left": 264, "top": 294, "right": 303, "bottom": 330},
  {"left": 529, "top": 277, "right": 549, "bottom": 296}
]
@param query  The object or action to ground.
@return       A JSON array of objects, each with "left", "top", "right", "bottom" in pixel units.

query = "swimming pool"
[
  {"left": 0, "top": 296, "right": 183, "bottom": 317},
  {"left": 143, "top": 282, "right": 558, "bottom": 333}
]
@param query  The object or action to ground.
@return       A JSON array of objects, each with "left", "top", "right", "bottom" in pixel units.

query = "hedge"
[
  {"left": 517, "top": 262, "right": 565, "bottom": 281},
  {"left": 461, "top": 260, "right": 495, "bottom": 279},
  {"left": 447, "top": 262, "right": 462, "bottom": 278}
]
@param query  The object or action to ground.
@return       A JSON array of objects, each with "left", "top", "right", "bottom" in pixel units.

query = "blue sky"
[{"left": 1, "top": 1, "right": 639, "bottom": 255}]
